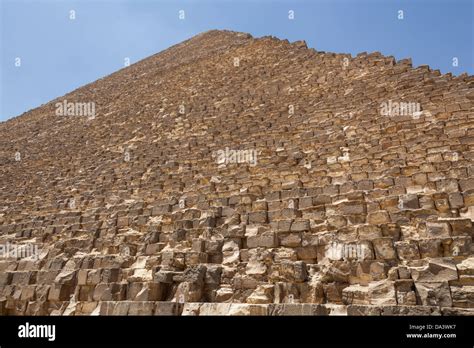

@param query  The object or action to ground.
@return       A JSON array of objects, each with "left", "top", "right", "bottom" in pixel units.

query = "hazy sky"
[{"left": 1, "top": 0, "right": 473, "bottom": 121}]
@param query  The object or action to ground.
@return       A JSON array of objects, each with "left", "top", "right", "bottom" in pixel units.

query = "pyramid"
[{"left": 0, "top": 30, "right": 473, "bottom": 315}]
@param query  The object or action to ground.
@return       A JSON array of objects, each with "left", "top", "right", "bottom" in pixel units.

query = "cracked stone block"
[
  {"left": 410, "top": 258, "right": 458, "bottom": 282},
  {"left": 368, "top": 280, "right": 397, "bottom": 306},
  {"left": 222, "top": 240, "right": 240, "bottom": 265},
  {"left": 415, "top": 282, "right": 452, "bottom": 307},
  {"left": 246, "top": 284, "right": 274, "bottom": 304},
  {"left": 215, "top": 287, "right": 233, "bottom": 302}
]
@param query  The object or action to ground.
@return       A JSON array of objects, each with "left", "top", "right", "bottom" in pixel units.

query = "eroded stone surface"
[{"left": 0, "top": 30, "right": 473, "bottom": 315}]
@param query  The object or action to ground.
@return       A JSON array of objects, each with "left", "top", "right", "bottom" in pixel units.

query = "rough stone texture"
[{"left": 0, "top": 30, "right": 473, "bottom": 316}]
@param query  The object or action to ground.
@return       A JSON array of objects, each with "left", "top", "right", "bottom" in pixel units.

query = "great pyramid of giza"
[{"left": 0, "top": 30, "right": 473, "bottom": 315}]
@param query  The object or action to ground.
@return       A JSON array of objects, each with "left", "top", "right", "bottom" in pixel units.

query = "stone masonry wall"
[{"left": 0, "top": 30, "right": 473, "bottom": 315}]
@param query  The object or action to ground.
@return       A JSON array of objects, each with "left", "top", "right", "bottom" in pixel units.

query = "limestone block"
[
  {"left": 457, "top": 257, "right": 474, "bottom": 275},
  {"left": 215, "top": 287, "right": 234, "bottom": 302},
  {"left": 395, "top": 240, "right": 420, "bottom": 260},
  {"left": 425, "top": 221, "right": 451, "bottom": 238},
  {"left": 154, "top": 302, "right": 183, "bottom": 315},
  {"left": 245, "top": 259, "right": 267, "bottom": 276},
  {"left": 414, "top": 281, "right": 452, "bottom": 307},
  {"left": 227, "top": 303, "right": 268, "bottom": 316},
  {"left": 450, "top": 286, "right": 474, "bottom": 308},
  {"left": 367, "top": 211, "right": 391, "bottom": 224},
  {"left": 222, "top": 240, "right": 240, "bottom": 265},
  {"left": 279, "top": 233, "right": 302, "bottom": 247},
  {"left": 410, "top": 258, "right": 458, "bottom": 282},
  {"left": 372, "top": 238, "right": 397, "bottom": 260},
  {"left": 269, "top": 303, "right": 328, "bottom": 315},
  {"left": 246, "top": 284, "right": 274, "bottom": 304},
  {"left": 368, "top": 280, "right": 397, "bottom": 306}
]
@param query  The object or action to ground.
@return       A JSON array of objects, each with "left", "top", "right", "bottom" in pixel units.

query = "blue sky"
[{"left": 0, "top": 0, "right": 473, "bottom": 121}]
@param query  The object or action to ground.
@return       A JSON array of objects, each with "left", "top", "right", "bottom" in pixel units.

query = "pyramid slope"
[{"left": 0, "top": 30, "right": 473, "bottom": 315}]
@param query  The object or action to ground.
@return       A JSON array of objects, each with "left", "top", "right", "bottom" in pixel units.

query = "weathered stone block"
[
  {"left": 450, "top": 286, "right": 474, "bottom": 308},
  {"left": 415, "top": 281, "right": 452, "bottom": 307},
  {"left": 372, "top": 238, "right": 396, "bottom": 260},
  {"left": 367, "top": 211, "right": 391, "bottom": 224},
  {"left": 269, "top": 303, "right": 328, "bottom": 315},
  {"left": 395, "top": 240, "right": 420, "bottom": 260},
  {"left": 290, "top": 220, "right": 310, "bottom": 232},
  {"left": 248, "top": 211, "right": 268, "bottom": 224},
  {"left": 425, "top": 221, "right": 451, "bottom": 238},
  {"left": 247, "top": 232, "right": 278, "bottom": 248},
  {"left": 410, "top": 258, "right": 458, "bottom": 282},
  {"left": 357, "top": 225, "right": 382, "bottom": 240},
  {"left": 279, "top": 233, "right": 302, "bottom": 247}
]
